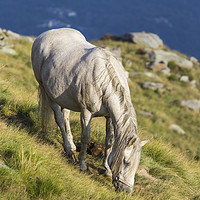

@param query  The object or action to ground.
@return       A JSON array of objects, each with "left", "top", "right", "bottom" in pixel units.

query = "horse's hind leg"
[
  {"left": 47, "top": 99, "right": 73, "bottom": 155},
  {"left": 62, "top": 108, "right": 76, "bottom": 152},
  {"left": 103, "top": 117, "right": 114, "bottom": 177}
]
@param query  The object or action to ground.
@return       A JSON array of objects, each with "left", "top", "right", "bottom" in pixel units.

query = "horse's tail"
[{"left": 38, "top": 85, "right": 54, "bottom": 133}]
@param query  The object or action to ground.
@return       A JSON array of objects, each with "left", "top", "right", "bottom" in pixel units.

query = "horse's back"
[
  {"left": 32, "top": 28, "right": 86, "bottom": 54},
  {"left": 31, "top": 28, "right": 93, "bottom": 82}
]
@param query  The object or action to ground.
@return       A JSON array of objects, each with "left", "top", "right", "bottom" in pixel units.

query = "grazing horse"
[{"left": 31, "top": 28, "right": 148, "bottom": 194}]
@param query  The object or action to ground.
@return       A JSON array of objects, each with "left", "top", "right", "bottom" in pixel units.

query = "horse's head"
[{"left": 108, "top": 137, "right": 148, "bottom": 194}]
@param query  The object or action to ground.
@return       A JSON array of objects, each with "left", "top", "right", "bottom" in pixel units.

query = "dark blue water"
[{"left": 1, "top": 0, "right": 200, "bottom": 59}]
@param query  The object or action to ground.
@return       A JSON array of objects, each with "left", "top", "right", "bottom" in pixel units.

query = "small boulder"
[
  {"left": 0, "top": 27, "right": 33, "bottom": 42},
  {"left": 0, "top": 46, "right": 16, "bottom": 55},
  {"left": 141, "top": 81, "right": 164, "bottom": 91},
  {"left": 106, "top": 46, "right": 122, "bottom": 62},
  {"left": 0, "top": 160, "right": 10, "bottom": 169},
  {"left": 190, "top": 56, "right": 199, "bottom": 65},
  {"left": 130, "top": 72, "right": 161, "bottom": 80},
  {"left": 137, "top": 166, "right": 160, "bottom": 183},
  {"left": 0, "top": 37, "right": 16, "bottom": 55},
  {"left": 170, "top": 124, "right": 185, "bottom": 135},
  {"left": 139, "top": 110, "right": 152, "bottom": 117},
  {"left": 124, "top": 59, "right": 132, "bottom": 67},
  {"left": 180, "top": 100, "right": 200, "bottom": 112},
  {"left": 159, "top": 66, "right": 171, "bottom": 76},
  {"left": 121, "top": 32, "right": 163, "bottom": 49},
  {"left": 111, "top": 47, "right": 121, "bottom": 58},
  {"left": 179, "top": 76, "right": 189, "bottom": 82},
  {"left": 6, "top": 30, "right": 21, "bottom": 40},
  {"left": 147, "top": 50, "right": 193, "bottom": 69},
  {"left": 0, "top": 27, "right": 3, "bottom": 34},
  {"left": 148, "top": 61, "right": 168, "bottom": 72},
  {"left": 190, "top": 80, "right": 197, "bottom": 87},
  {"left": 146, "top": 59, "right": 171, "bottom": 76}
]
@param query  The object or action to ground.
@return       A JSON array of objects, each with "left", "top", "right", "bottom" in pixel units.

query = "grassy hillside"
[{"left": 0, "top": 31, "right": 200, "bottom": 200}]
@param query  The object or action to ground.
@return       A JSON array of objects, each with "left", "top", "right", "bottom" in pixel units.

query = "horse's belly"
[{"left": 53, "top": 91, "right": 82, "bottom": 112}]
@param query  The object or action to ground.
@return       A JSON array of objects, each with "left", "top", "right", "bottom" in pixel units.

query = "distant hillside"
[{"left": 0, "top": 28, "right": 200, "bottom": 200}]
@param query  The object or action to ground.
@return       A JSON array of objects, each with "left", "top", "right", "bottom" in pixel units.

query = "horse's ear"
[
  {"left": 140, "top": 139, "right": 149, "bottom": 147},
  {"left": 128, "top": 137, "right": 137, "bottom": 147}
]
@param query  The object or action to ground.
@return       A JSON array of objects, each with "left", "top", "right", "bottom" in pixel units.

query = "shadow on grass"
[
  {"left": 0, "top": 99, "right": 108, "bottom": 184},
  {"left": 0, "top": 98, "right": 58, "bottom": 147},
  {"left": 0, "top": 103, "right": 36, "bottom": 132}
]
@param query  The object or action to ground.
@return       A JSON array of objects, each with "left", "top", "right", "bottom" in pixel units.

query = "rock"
[
  {"left": 106, "top": 46, "right": 122, "bottom": 62},
  {"left": 0, "top": 160, "right": 10, "bottom": 169},
  {"left": 147, "top": 60, "right": 168, "bottom": 71},
  {"left": 124, "top": 59, "right": 132, "bottom": 67},
  {"left": 146, "top": 59, "right": 171, "bottom": 76},
  {"left": 111, "top": 47, "right": 121, "bottom": 58},
  {"left": 179, "top": 76, "right": 189, "bottom": 82},
  {"left": 0, "top": 47, "right": 16, "bottom": 55},
  {"left": 141, "top": 81, "right": 164, "bottom": 91},
  {"left": 147, "top": 50, "right": 193, "bottom": 69},
  {"left": 0, "top": 38, "right": 13, "bottom": 48},
  {"left": 160, "top": 66, "right": 171, "bottom": 76},
  {"left": 0, "top": 37, "right": 16, "bottom": 55},
  {"left": 190, "top": 80, "right": 197, "bottom": 87},
  {"left": 139, "top": 110, "right": 152, "bottom": 117},
  {"left": 121, "top": 32, "right": 163, "bottom": 48},
  {"left": 190, "top": 56, "right": 199, "bottom": 64},
  {"left": 170, "top": 124, "right": 185, "bottom": 135},
  {"left": 180, "top": 100, "right": 200, "bottom": 112},
  {"left": 137, "top": 166, "right": 160, "bottom": 183},
  {"left": 0, "top": 27, "right": 33, "bottom": 42},
  {"left": 26, "top": 36, "right": 34, "bottom": 43},
  {"left": 130, "top": 72, "right": 161, "bottom": 80},
  {"left": 6, "top": 30, "right": 21, "bottom": 40}
]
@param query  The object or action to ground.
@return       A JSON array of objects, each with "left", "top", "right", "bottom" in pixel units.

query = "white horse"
[{"left": 31, "top": 28, "right": 148, "bottom": 193}]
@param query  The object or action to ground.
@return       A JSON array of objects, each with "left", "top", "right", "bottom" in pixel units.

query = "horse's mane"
[{"left": 93, "top": 48, "right": 138, "bottom": 177}]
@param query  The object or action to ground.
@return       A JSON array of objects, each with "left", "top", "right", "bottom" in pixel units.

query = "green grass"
[
  {"left": 0, "top": 120, "right": 133, "bottom": 200},
  {"left": 0, "top": 35, "right": 200, "bottom": 199}
]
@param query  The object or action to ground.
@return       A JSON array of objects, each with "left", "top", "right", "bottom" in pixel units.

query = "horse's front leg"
[
  {"left": 103, "top": 117, "right": 114, "bottom": 176},
  {"left": 62, "top": 108, "right": 76, "bottom": 152},
  {"left": 78, "top": 109, "right": 92, "bottom": 170}
]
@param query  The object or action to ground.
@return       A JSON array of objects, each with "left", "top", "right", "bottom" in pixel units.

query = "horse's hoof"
[
  {"left": 79, "top": 160, "right": 87, "bottom": 171},
  {"left": 63, "top": 144, "right": 71, "bottom": 154},
  {"left": 104, "top": 169, "right": 112, "bottom": 177}
]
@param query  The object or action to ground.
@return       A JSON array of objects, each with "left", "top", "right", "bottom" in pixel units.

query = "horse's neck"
[
  {"left": 109, "top": 97, "right": 137, "bottom": 140},
  {"left": 102, "top": 60, "right": 137, "bottom": 140}
]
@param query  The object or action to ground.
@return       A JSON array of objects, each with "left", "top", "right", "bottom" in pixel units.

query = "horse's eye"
[{"left": 123, "top": 158, "right": 130, "bottom": 166}]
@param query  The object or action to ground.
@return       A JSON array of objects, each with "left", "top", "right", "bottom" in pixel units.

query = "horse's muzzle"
[{"left": 113, "top": 179, "right": 133, "bottom": 194}]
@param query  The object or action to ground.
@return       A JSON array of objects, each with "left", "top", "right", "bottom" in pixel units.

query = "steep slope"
[{"left": 0, "top": 29, "right": 200, "bottom": 200}]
